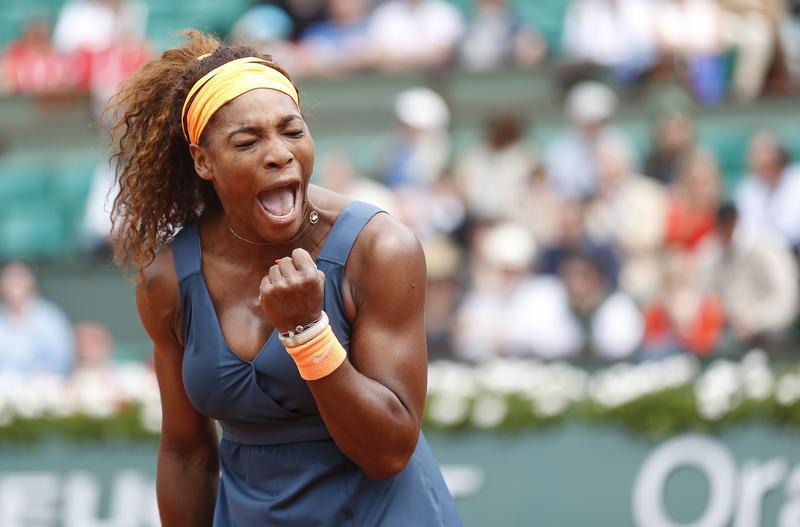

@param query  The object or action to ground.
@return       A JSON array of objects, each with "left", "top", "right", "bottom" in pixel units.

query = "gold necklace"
[{"left": 228, "top": 210, "right": 319, "bottom": 246}]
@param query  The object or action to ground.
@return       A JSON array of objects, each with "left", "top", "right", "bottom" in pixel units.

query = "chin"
[{"left": 252, "top": 206, "right": 305, "bottom": 243}]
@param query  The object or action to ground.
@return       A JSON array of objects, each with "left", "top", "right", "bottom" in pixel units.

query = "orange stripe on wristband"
[{"left": 284, "top": 324, "right": 346, "bottom": 381}]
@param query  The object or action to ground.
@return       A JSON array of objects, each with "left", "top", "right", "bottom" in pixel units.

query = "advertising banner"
[{"left": 1, "top": 425, "right": 798, "bottom": 526}]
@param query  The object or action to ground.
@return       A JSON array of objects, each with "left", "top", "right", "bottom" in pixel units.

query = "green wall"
[{"left": 2, "top": 425, "right": 800, "bottom": 526}]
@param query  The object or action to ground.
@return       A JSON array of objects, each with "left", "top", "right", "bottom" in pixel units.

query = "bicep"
[{"left": 347, "top": 222, "right": 429, "bottom": 420}]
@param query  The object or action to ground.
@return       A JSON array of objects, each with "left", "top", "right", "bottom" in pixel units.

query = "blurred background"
[{"left": 1, "top": 0, "right": 800, "bottom": 525}]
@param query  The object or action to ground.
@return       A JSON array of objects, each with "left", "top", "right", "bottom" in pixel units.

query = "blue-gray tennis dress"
[{"left": 172, "top": 201, "right": 462, "bottom": 526}]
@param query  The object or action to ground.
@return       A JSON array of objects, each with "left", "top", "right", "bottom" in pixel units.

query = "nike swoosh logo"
[{"left": 311, "top": 349, "right": 330, "bottom": 364}]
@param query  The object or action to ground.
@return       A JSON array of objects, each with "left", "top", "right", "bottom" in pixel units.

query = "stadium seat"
[
  {"left": 0, "top": 156, "right": 52, "bottom": 203},
  {"left": 51, "top": 155, "right": 98, "bottom": 210},
  {"left": 50, "top": 154, "right": 100, "bottom": 242},
  {"left": 0, "top": 199, "right": 66, "bottom": 260}
]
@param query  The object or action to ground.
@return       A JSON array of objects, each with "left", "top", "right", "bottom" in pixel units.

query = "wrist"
[
  {"left": 279, "top": 311, "right": 329, "bottom": 347},
  {"left": 283, "top": 323, "right": 347, "bottom": 381}
]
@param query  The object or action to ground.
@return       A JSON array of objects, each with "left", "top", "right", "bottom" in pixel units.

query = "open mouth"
[{"left": 257, "top": 181, "right": 299, "bottom": 222}]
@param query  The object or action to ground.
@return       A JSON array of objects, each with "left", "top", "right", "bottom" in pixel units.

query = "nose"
[{"left": 262, "top": 138, "right": 294, "bottom": 169}]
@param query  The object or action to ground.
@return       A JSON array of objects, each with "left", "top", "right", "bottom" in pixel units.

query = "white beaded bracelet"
[{"left": 279, "top": 311, "right": 330, "bottom": 348}]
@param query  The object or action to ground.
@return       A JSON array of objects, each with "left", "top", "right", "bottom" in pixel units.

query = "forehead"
[
  {"left": 211, "top": 88, "right": 301, "bottom": 130},
  {"left": 0, "top": 264, "right": 34, "bottom": 286}
]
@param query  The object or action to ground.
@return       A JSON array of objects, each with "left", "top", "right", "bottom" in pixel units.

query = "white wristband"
[{"left": 279, "top": 311, "right": 330, "bottom": 348}]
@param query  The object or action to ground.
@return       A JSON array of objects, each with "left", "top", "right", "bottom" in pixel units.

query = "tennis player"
[{"left": 109, "top": 31, "right": 461, "bottom": 526}]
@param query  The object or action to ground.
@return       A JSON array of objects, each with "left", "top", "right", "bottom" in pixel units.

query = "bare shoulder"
[
  {"left": 136, "top": 244, "right": 182, "bottom": 345},
  {"left": 360, "top": 212, "right": 422, "bottom": 261},
  {"left": 350, "top": 211, "right": 426, "bottom": 286},
  {"left": 138, "top": 245, "right": 179, "bottom": 305}
]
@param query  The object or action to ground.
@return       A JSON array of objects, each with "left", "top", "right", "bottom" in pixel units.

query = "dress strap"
[
  {"left": 318, "top": 201, "right": 383, "bottom": 267},
  {"left": 172, "top": 223, "right": 202, "bottom": 282}
]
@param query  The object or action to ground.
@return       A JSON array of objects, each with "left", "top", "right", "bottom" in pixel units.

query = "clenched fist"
[{"left": 259, "top": 248, "right": 325, "bottom": 333}]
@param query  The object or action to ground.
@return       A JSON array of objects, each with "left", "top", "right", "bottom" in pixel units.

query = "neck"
[{"left": 208, "top": 202, "right": 327, "bottom": 263}]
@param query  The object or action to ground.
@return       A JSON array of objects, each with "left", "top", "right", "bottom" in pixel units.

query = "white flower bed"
[
  {"left": 0, "top": 363, "right": 161, "bottom": 433},
  {"left": 0, "top": 350, "right": 797, "bottom": 438},
  {"left": 426, "top": 350, "right": 797, "bottom": 431}
]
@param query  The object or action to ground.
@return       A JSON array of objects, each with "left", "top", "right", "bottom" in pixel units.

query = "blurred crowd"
[
  {"left": 1, "top": 0, "right": 800, "bottom": 376},
  {"left": 0, "top": 261, "right": 126, "bottom": 382},
  {"left": 4, "top": 78, "right": 799, "bottom": 372},
  {"left": 322, "top": 80, "right": 800, "bottom": 363},
  {"left": 0, "top": 0, "right": 151, "bottom": 115},
  {"left": 3, "top": 0, "right": 800, "bottom": 104}
]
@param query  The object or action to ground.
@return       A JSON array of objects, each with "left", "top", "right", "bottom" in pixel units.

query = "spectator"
[
  {"left": 642, "top": 251, "right": 725, "bottom": 357},
  {"left": 88, "top": 31, "right": 151, "bottom": 116},
  {"left": 454, "top": 222, "right": 579, "bottom": 361},
  {"left": 654, "top": 0, "right": 726, "bottom": 104},
  {"left": 65, "top": 321, "right": 130, "bottom": 418},
  {"left": 73, "top": 321, "right": 115, "bottom": 371},
  {"left": 457, "top": 0, "right": 546, "bottom": 72},
  {"left": 453, "top": 112, "right": 538, "bottom": 222},
  {"left": 381, "top": 87, "right": 451, "bottom": 189},
  {"left": 393, "top": 168, "right": 467, "bottom": 242},
  {"left": 298, "top": 0, "right": 373, "bottom": 76},
  {"left": 380, "top": 88, "right": 464, "bottom": 241},
  {"left": 539, "top": 198, "right": 621, "bottom": 289},
  {"left": 0, "top": 262, "right": 74, "bottom": 376},
  {"left": 735, "top": 130, "right": 800, "bottom": 252},
  {"left": 644, "top": 108, "right": 697, "bottom": 186},
  {"left": 695, "top": 204, "right": 799, "bottom": 343},
  {"left": 230, "top": 5, "right": 297, "bottom": 69},
  {"left": 1, "top": 17, "right": 73, "bottom": 95},
  {"left": 584, "top": 133, "right": 667, "bottom": 302},
  {"left": 781, "top": 0, "right": 800, "bottom": 85},
  {"left": 52, "top": 0, "right": 151, "bottom": 106},
  {"left": 559, "top": 250, "right": 644, "bottom": 360},
  {"left": 53, "top": 0, "right": 147, "bottom": 55},
  {"left": 544, "top": 80, "right": 632, "bottom": 199},
  {"left": 367, "top": 0, "right": 464, "bottom": 72},
  {"left": 719, "top": 0, "right": 783, "bottom": 102},
  {"left": 507, "top": 164, "right": 562, "bottom": 250},
  {"left": 270, "top": 0, "right": 327, "bottom": 41},
  {"left": 664, "top": 149, "right": 721, "bottom": 252},
  {"left": 586, "top": 133, "right": 666, "bottom": 245},
  {"left": 561, "top": 0, "right": 659, "bottom": 83}
]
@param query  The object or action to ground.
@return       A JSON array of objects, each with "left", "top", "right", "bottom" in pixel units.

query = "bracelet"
[{"left": 279, "top": 311, "right": 329, "bottom": 348}]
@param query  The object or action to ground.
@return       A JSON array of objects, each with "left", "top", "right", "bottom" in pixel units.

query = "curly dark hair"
[{"left": 106, "top": 30, "right": 298, "bottom": 271}]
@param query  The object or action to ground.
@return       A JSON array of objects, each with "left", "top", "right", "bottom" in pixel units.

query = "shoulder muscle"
[
  {"left": 137, "top": 245, "right": 182, "bottom": 349},
  {"left": 349, "top": 213, "right": 426, "bottom": 306}
]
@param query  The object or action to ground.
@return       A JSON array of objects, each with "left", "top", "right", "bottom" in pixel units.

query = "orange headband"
[{"left": 181, "top": 56, "right": 300, "bottom": 145}]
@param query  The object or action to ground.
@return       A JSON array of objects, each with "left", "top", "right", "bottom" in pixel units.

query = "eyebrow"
[{"left": 227, "top": 115, "right": 303, "bottom": 140}]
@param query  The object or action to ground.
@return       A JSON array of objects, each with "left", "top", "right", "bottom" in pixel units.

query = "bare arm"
[
  {"left": 262, "top": 214, "right": 428, "bottom": 480},
  {"left": 137, "top": 249, "right": 219, "bottom": 525}
]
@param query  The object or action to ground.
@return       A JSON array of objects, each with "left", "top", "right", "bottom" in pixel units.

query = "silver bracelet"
[{"left": 279, "top": 311, "right": 329, "bottom": 348}]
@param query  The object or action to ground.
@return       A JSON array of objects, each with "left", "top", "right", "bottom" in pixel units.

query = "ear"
[{"left": 189, "top": 143, "right": 214, "bottom": 181}]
